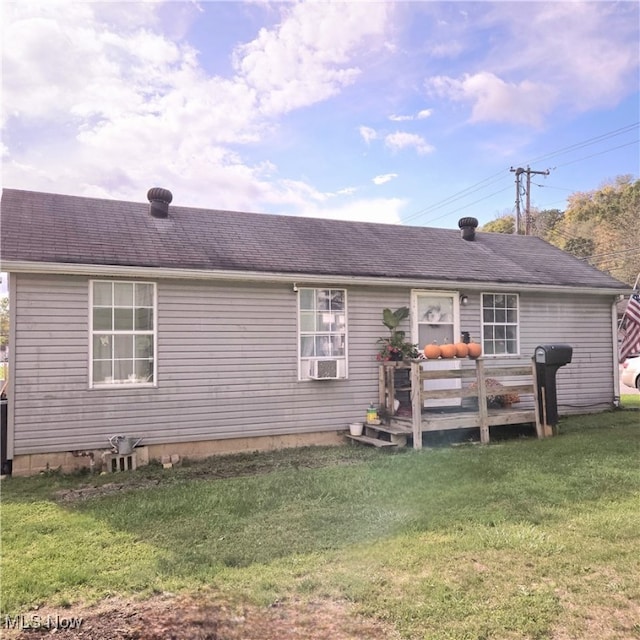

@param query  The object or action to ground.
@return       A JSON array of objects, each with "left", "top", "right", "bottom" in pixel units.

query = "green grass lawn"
[
  {"left": 621, "top": 393, "right": 640, "bottom": 408},
  {"left": 2, "top": 411, "right": 640, "bottom": 639}
]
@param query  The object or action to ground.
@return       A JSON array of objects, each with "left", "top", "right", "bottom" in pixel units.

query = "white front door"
[{"left": 411, "top": 291, "right": 461, "bottom": 408}]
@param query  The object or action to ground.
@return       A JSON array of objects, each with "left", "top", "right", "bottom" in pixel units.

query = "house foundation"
[{"left": 8, "top": 430, "right": 344, "bottom": 477}]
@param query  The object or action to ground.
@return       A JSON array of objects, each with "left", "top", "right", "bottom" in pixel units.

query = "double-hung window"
[
  {"left": 90, "top": 281, "right": 156, "bottom": 386},
  {"left": 299, "top": 288, "right": 347, "bottom": 379},
  {"left": 482, "top": 293, "right": 519, "bottom": 355}
]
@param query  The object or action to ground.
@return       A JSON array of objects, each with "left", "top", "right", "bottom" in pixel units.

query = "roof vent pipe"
[
  {"left": 458, "top": 216, "right": 478, "bottom": 241},
  {"left": 147, "top": 187, "right": 173, "bottom": 218}
]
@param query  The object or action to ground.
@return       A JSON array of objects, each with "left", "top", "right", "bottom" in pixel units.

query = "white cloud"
[
  {"left": 428, "top": 41, "right": 464, "bottom": 59},
  {"left": 427, "top": 2, "right": 639, "bottom": 126},
  {"left": 388, "top": 108, "right": 432, "bottom": 122},
  {"left": 4, "top": 0, "right": 635, "bottom": 223},
  {"left": 385, "top": 132, "right": 434, "bottom": 156},
  {"left": 257, "top": 176, "right": 405, "bottom": 223},
  {"left": 428, "top": 72, "right": 555, "bottom": 127},
  {"left": 2, "top": 2, "right": 167, "bottom": 126},
  {"left": 232, "top": 2, "right": 389, "bottom": 116},
  {"left": 372, "top": 173, "right": 398, "bottom": 185},
  {"left": 484, "top": 1, "right": 638, "bottom": 110},
  {"left": 359, "top": 126, "right": 378, "bottom": 144},
  {"left": 1, "top": 1, "right": 397, "bottom": 218}
]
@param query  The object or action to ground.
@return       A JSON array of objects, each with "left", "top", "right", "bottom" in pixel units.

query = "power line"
[
  {"left": 580, "top": 247, "right": 640, "bottom": 261},
  {"left": 531, "top": 183, "right": 574, "bottom": 191},
  {"left": 526, "top": 122, "right": 639, "bottom": 165},
  {"left": 552, "top": 140, "right": 639, "bottom": 170},
  {"left": 402, "top": 122, "right": 640, "bottom": 226},
  {"left": 418, "top": 186, "right": 514, "bottom": 226},
  {"left": 402, "top": 171, "right": 506, "bottom": 224},
  {"left": 586, "top": 257, "right": 639, "bottom": 272}
]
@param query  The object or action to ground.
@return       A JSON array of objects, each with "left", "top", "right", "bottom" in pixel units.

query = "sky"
[{"left": 2, "top": 0, "right": 639, "bottom": 231}]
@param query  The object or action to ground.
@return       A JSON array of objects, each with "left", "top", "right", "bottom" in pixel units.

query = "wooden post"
[
  {"left": 540, "top": 387, "right": 553, "bottom": 437},
  {"left": 378, "top": 364, "right": 386, "bottom": 411},
  {"left": 410, "top": 360, "right": 422, "bottom": 450},
  {"left": 387, "top": 364, "right": 396, "bottom": 414},
  {"left": 531, "top": 359, "right": 545, "bottom": 439},
  {"left": 476, "top": 358, "right": 490, "bottom": 444}
]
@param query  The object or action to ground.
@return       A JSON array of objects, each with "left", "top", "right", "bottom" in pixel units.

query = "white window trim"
[
  {"left": 89, "top": 280, "right": 158, "bottom": 389},
  {"left": 480, "top": 291, "right": 520, "bottom": 357},
  {"left": 297, "top": 287, "right": 348, "bottom": 381}
]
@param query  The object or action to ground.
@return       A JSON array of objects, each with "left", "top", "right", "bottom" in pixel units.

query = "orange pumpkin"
[
  {"left": 454, "top": 342, "right": 469, "bottom": 358},
  {"left": 439, "top": 341, "right": 457, "bottom": 359},
  {"left": 467, "top": 341, "right": 482, "bottom": 358},
  {"left": 423, "top": 342, "right": 441, "bottom": 359}
]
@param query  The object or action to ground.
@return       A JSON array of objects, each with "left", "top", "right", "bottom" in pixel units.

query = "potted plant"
[{"left": 376, "top": 307, "right": 420, "bottom": 362}]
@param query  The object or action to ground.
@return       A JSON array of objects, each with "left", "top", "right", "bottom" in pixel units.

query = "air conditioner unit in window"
[{"left": 310, "top": 359, "right": 340, "bottom": 380}]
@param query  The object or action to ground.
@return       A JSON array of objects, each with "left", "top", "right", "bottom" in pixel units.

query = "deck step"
[
  {"left": 365, "top": 422, "right": 411, "bottom": 435},
  {"left": 345, "top": 434, "right": 398, "bottom": 448}
]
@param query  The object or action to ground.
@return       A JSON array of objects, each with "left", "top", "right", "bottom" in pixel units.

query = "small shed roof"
[{"left": 0, "top": 188, "right": 629, "bottom": 291}]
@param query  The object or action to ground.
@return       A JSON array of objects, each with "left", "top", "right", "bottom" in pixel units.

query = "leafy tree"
[
  {"left": 480, "top": 208, "right": 561, "bottom": 240},
  {"left": 557, "top": 176, "right": 639, "bottom": 285},
  {"left": 532, "top": 208, "right": 563, "bottom": 241},
  {"left": 479, "top": 177, "right": 639, "bottom": 285},
  {"left": 564, "top": 237, "right": 595, "bottom": 259},
  {"left": 480, "top": 214, "right": 515, "bottom": 234}
]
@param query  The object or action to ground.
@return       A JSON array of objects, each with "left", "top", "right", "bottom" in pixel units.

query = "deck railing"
[{"left": 379, "top": 358, "right": 544, "bottom": 448}]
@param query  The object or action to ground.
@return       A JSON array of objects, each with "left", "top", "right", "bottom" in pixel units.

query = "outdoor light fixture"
[{"left": 460, "top": 295, "right": 469, "bottom": 306}]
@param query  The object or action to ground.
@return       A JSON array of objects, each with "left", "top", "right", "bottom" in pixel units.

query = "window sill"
[
  {"left": 482, "top": 353, "right": 521, "bottom": 358},
  {"left": 91, "top": 382, "right": 157, "bottom": 390}
]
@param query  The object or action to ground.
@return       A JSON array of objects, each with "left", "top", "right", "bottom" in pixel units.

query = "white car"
[{"left": 621, "top": 354, "right": 640, "bottom": 390}]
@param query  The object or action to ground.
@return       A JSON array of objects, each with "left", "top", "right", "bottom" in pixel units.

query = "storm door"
[{"left": 411, "top": 291, "right": 461, "bottom": 408}]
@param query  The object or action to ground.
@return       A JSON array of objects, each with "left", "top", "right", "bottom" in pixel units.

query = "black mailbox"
[
  {"left": 534, "top": 344, "right": 573, "bottom": 367},
  {"left": 534, "top": 344, "right": 573, "bottom": 432}
]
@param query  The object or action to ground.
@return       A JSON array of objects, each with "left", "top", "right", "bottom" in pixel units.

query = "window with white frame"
[
  {"left": 298, "top": 288, "right": 347, "bottom": 379},
  {"left": 91, "top": 281, "right": 156, "bottom": 386},
  {"left": 482, "top": 293, "right": 519, "bottom": 355}
]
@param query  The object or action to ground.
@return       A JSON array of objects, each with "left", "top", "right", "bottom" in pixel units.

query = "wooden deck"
[{"left": 378, "top": 358, "right": 547, "bottom": 448}]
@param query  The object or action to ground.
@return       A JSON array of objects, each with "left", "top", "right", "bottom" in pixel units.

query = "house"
[{"left": 0, "top": 188, "right": 630, "bottom": 475}]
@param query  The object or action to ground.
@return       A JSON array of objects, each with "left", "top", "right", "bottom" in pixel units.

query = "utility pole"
[
  {"left": 510, "top": 167, "right": 524, "bottom": 234},
  {"left": 510, "top": 166, "right": 550, "bottom": 235}
]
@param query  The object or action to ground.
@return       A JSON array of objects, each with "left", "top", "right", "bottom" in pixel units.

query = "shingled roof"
[{"left": 0, "top": 188, "right": 628, "bottom": 290}]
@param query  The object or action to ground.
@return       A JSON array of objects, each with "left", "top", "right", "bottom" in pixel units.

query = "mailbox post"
[{"left": 534, "top": 344, "right": 573, "bottom": 434}]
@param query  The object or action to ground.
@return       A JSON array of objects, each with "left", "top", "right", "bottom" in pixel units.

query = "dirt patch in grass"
[
  {"left": 51, "top": 446, "right": 382, "bottom": 504},
  {"left": 8, "top": 591, "right": 640, "bottom": 640},
  {"left": 7, "top": 593, "right": 400, "bottom": 640},
  {"left": 550, "top": 588, "right": 640, "bottom": 640},
  {"left": 54, "top": 480, "right": 164, "bottom": 503}
]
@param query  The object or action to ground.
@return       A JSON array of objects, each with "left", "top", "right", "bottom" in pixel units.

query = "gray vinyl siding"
[
  {"left": 11, "top": 274, "right": 409, "bottom": 454},
  {"left": 10, "top": 275, "right": 617, "bottom": 455},
  {"left": 520, "top": 292, "right": 615, "bottom": 412},
  {"left": 455, "top": 290, "right": 616, "bottom": 413}
]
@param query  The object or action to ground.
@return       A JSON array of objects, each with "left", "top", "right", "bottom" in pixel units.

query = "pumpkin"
[
  {"left": 454, "top": 342, "right": 469, "bottom": 358},
  {"left": 467, "top": 341, "right": 482, "bottom": 358},
  {"left": 439, "top": 341, "right": 457, "bottom": 359},
  {"left": 423, "top": 342, "right": 441, "bottom": 359}
]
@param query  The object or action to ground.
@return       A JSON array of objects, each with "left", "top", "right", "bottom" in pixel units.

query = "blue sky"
[{"left": 2, "top": 1, "right": 639, "bottom": 229}]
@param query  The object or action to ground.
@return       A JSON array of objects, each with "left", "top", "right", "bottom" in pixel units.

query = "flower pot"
[{"left": 349, "top": 422, "right": 364, "bottom": 436}]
